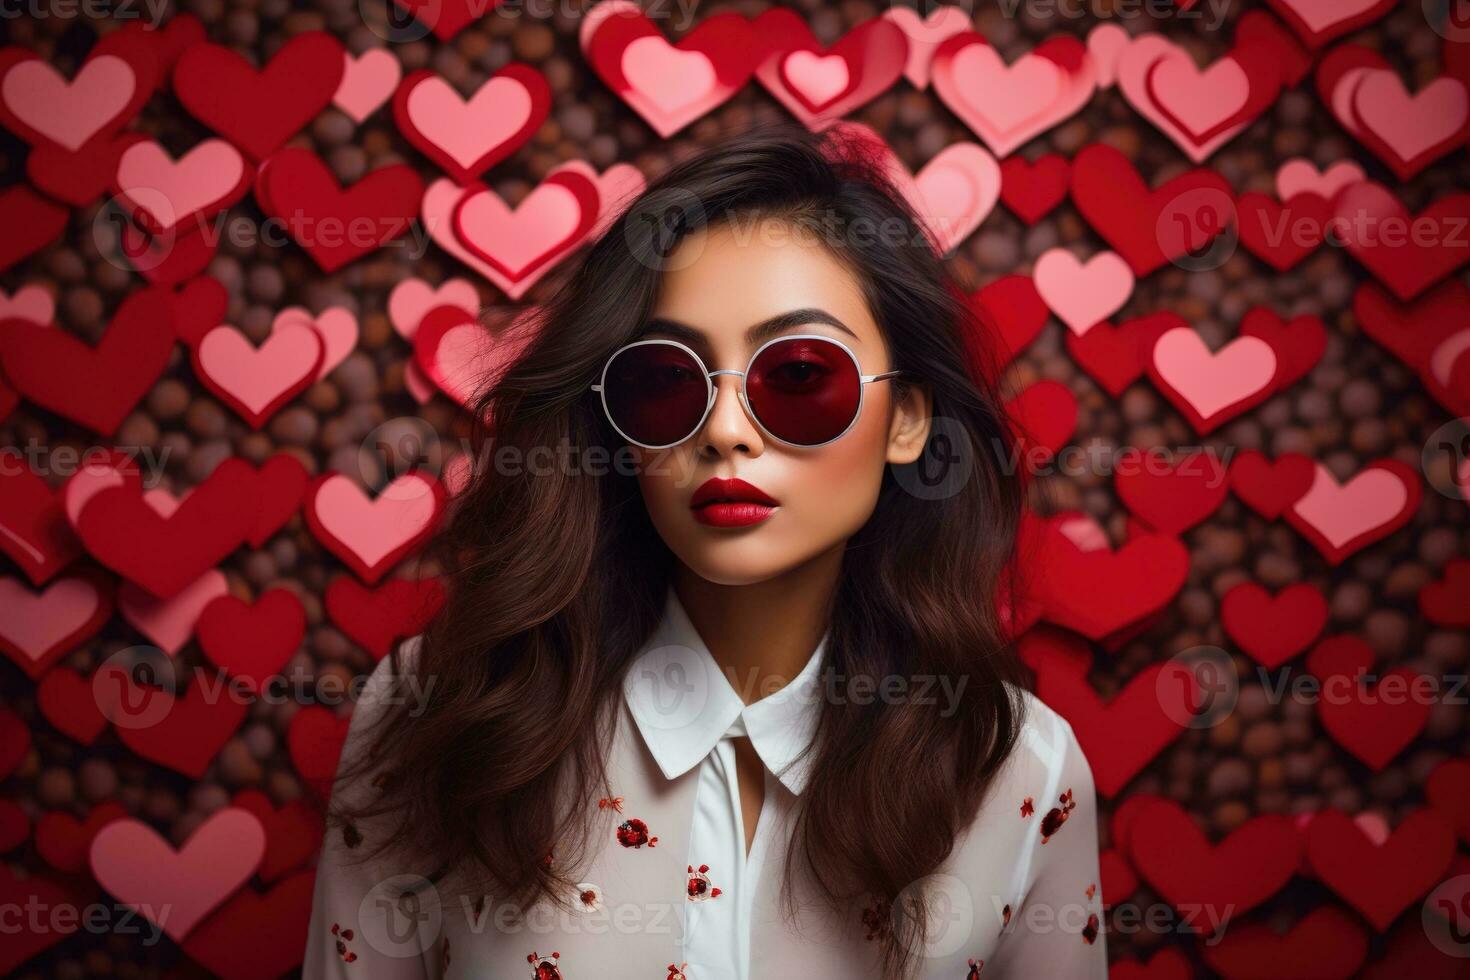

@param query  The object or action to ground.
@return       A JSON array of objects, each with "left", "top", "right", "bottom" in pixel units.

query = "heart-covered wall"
[{"left": 2, "top": 0, "right": 1469, "bottom": 976}]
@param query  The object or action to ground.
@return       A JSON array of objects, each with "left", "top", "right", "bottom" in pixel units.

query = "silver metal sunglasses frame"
[{"left": 589, "top": 333, "right": 902, "bottom": 450}]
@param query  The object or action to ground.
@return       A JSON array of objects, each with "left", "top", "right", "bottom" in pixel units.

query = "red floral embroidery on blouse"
[
  {"left": 1039, "top": 788, "right": 1075, "bottom": 843},
  {"left": 666, "top": 962, "right": 689, "bottom": 980},
  {"left": 527, "top": 950, "right": 563, "bottom": 979},
  {"left": 1085, "top": 881, "right": 1097, "bottom": 901},
  {"left": 966, "top": 957, "right": 984, "bottom": 978},
  {"left": 687, "top": 864, "right": 721, "bottom": 900},
  {"left": 617, "top": 817, "right": 658, "bottom": 848},
  {"left": 1082, "top": 913, "right": 1100, "bottom": 945},
  {"left": 1019, "top": 797, "right": 1034, "bottom": 818},
  {"left": 598, "top": 796, "right": 624, "bottom": 812},
  {"left": 860, "top": 898, "right": 891, "bottom": 941},
  {"left": 1001, "top": 903, "right": 1012, "bottom": 926},
  {"left": 330, "top": 922, "right": 358, "bottom": 963}
]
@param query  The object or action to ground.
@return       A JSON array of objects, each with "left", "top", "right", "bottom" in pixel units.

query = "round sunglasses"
[{"left": 590, "top": 334, "right": 903, "bottom": 450}]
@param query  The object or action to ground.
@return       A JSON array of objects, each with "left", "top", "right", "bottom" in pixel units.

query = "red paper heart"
[
  {"left": 1146, "top": 324, "right": 1280, "bottom": 434},
  {"left": 324, "top": 575, "right": 445, "bottom": 659},
  {"left": 1032, "top": 656, "right": 1194, "bottom": 798},
  {"left": 1354, "top": 280, "right": 1470, "bottom": 417},
  {"left": 1221, "top": 583, "right": 1328, "bottom": 669},
  {"left": 0, "top": 184, "right": 68, "bottom": 273},
  {"left": 1228, "top": 450, "right": 1316, "bottom": 519},
  {"left": 73, "top": 456, "right": 257, "bottom": 599},
  {"left": 1203, "top": 905, "right": 1367, "bottom": 979},
  {"left": 36, "top": 666, "right": 109, "bottom": 745},
  {"left": 26, "top": 131, "right": 139, "bottom": 207},
  {"left": 230, "top": 789, "right": 323, "bottom": 883},
  {"left": 1114, "top": 449, "right": 1229, "bottom": 534},
  {"left": 969, "top": 274, "right": 1048, "bottom": 368},
  {"left": 170, "top": 275, "right": 229, "bottom": 348},
  {"left": 101, "top": 663, "right": 249, "bottom": 778},
  {"left": 1238, "top": 191, "right": 1333, "bottom": 271},
  {"left": 999, "top": 154, "right": 1070, "bottom": 224},
  {"left": 191, "top": 321, "right": 323, "bottom": 429},
  {"left": 249, "top": 453, "right": 308, "bottom": 548},
  {"left": 1065, "top": 313, "right": 1178, "bottom": 397},
  {"left": 180, "top": 869, "right": 313, "bottom": 980},
  {"left": 1128, "top": 798, "right": 1302, "bottom": 924},
  {"left": 0, "top": 866, "right": 76, "bottom": 973},
  {"left": 0, "top": 449, "right": 83, "bottom": 586},
  {"left": 1004, "top": 380, "right": 1077, "bottom": 462},
  {"left": 122, "top": 216, "right": 221, "bottom": 286},
  {"left": 1098, "top": 848, "right": 1138, "bottom": 908},
  {"left": 390, "top": 0, "right": 506, "bottom": 41},
  {"left": 1304, "top": 807, "right": 1456, "bottom": 932},
  {"left": 1071, "top": 143, "right": 1235, "bottom": 277},
  {"left": 1239, "top": 308, "right": 1327, "bottom": 390},
  {"left": 0, "top": 285, "right": 175, "bottom": 436},
  {"left": 1265, "top": 0, "right": 1396, "bottom": 49},
  {"left": 197, "top": 589, "right": 305, "bottom": 693},
  {"left": 1420, "top": 560, "right": 1470, "bottom": 627},
  {"left": 1332, "top": 182, "right": 1470, "bottom": 302},
  {"left": 1024, "top": 513, "right": 1190, "bottom": 639},
  {"left": 0, "top": 31, "right": 157, "bottom": 153},
  {"left": 173, "top": 31, "right": 344, "bottom": 162},
  {"left": 35, "top": 802, "right": 125, "bottom": 874},
  {"left": 1308, "top": 636, "right": 1430, "bottom": 771},
  {"left": 288, "top": 706, "right": 350, "bottom": 797},
  {"left": 254, "top": 147, "right": 423, "bottom": 273}
]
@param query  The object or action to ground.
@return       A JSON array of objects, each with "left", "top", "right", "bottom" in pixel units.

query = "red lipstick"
[{"left": 690, "top": 477, "right": 779, "bottom": 528}]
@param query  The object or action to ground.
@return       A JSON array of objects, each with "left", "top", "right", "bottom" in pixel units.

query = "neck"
[{"left": 672, "top": 543, "right": 843, "bottom": 706}]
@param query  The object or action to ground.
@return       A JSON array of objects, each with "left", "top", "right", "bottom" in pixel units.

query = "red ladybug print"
[
  {"left": 617, "top": 817, "right": 659, "bottom": 848},
  {"left": 1019, "top": 797, "right": 1034, "bottom": 818},
  {"left": 598, "top": 795, "right": 624, "bottom": 812},
  {"left": 966, "top": 957, "right": 984, "bottom": 978},
  {"left": 687, "top": 863, "right": 722, "bottom": 901},
  {"left": 528, "top": 950, "right": 563, "bottom": 979},
  {"left": 1040, "top": 788, "right": 1075, "bottom": 843},
  {"left": 1081, "top": 913, "right": 1099, "bottom": 945},
  {"left": 666, "top": 963, "right": 689, "bottom": 980},
  {"left": 330, "top": 922, "right": 358, "bottom": 963}
]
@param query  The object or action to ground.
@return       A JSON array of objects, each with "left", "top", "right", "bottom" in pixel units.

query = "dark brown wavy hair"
[{"left": 334, "top": 119, "right": 1029, "bottom": 980}]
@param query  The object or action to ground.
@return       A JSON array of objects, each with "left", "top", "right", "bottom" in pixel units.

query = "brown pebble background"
[{"left": 2, "top": 0, "right": 1469, "bottom": 977}]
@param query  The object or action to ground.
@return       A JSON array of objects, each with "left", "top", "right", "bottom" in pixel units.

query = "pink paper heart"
[
  {"left": 1034, "top": 249, "right": 1135, "bottom": 336},
  {"left": 0, "top": 284, "right": 55, "bottom": 324},
  {"left": 882, "top": 6, "right": 971, "bottom": 90},
  {"left": 401, "top": 74, "right": 533, "bottom": 174},
  {"left": 1289, "top": 464, "right": 1411, "bottom": 551},
  {"left": 117, "top": 569, "right": 228, "bottom": 655},
  {"left": 403, "top": 359, "right": 437, "bottom": 404},
  {"left": 947, "top": 44, "right": 1063, "bottom": 140},
  {"left": 142, "top": 487, "right": 186, "bottom": 519},
  {"left": 1352, "top": 72, "right": 1470, "bottom": 164},
  {"left": 782, "top": 50, "right": 851, "bottom": 109},
  {"left": 90, "top": 807, "right": 265, "bottom": 942},
  {"left": 554, "top": 160, "right": 647, "bottom": 240},
  {"left": 2, "top": 55, "right": 135, "bottom": 151},
  {"left": 272, "top": 306, "right": 358, "bottom": 380},
  {"left": 620, "top": 37, "right": 718, "bottom": 115},
  {"left": 332, "top": 48, "right": 400, "bottom": 124},
  {"left": 387, "top": 277, "right": 479, "bottom": 340},
  {"left": 1118, "top": 37, "right": 1252, "bottom": 163},
  {"left": 113, "top": 138, "right": 247, "bottom": 234},
  {"left": 1275, "top": 159, "right": 1366, "bottom": 202},
  {"left": 310, "top": 473, "right": 440, "bottom": 571},
  {"left": 1151, "top": 328, "right": 1278, "bottom": 420},
  {"left": 194, "top": 322, "right": 323, "bottom": 423},
  {"left": 1087, "top": 23, "right": 1130, "bottom": 89},
  {"left": 0, "top": 576, "right": 104, "bottom": 667},
  {"left": 62, "top": 460, "right": 131, "bottom": 526},
  {"left": 910, "top": 142, "right": 1001, "bottom": 255},
  {"left": 1147, "top": 53, "right": 1251, "bottom": 140}
]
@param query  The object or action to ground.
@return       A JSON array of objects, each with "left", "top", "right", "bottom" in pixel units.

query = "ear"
[{"left": 885, "top": 380, "right": 933, "bottom": 465}]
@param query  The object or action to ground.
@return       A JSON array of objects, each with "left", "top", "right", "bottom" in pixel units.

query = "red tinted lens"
[
  {"left": 746, "top": 338, "right": 862, "bottom": 445},
  {"left": 602, "top": 343, "right": 709, "bottom": 447}
]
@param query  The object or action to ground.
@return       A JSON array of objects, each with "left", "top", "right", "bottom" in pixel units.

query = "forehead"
[{"left": 650, "top": 219, "right": 881, "bottom": 347}]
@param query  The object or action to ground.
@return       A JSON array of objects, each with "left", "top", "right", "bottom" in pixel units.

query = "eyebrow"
[{"left": 638, "top": 308, "right": 860, "bottom": 346}]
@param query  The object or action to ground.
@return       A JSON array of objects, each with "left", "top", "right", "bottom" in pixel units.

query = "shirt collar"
[{"left": 623, "top": 585, "right": 828, "bottom": 796}]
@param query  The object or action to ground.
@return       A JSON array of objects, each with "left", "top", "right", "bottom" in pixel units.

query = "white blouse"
[{"left": 305, "top": 585, "right": 1109, "bottom": 980}]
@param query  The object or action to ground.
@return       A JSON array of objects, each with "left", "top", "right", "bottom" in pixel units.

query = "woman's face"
[{"left": 628, "top": 219, "right": 933, "bottom": 586}]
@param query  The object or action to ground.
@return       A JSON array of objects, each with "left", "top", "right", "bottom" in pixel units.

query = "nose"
[{"left": 695, "top": 372, "right": 764, "bottom": 458}]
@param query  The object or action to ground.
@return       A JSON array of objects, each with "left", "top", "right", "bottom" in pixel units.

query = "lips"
[{"left": 690, "top": 477, "right": 778, "bottom": 528}]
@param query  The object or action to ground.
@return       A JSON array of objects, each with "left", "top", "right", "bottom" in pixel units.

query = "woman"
[{"left": 305, "top": 121, "right": 1106, "bottom": 980}]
